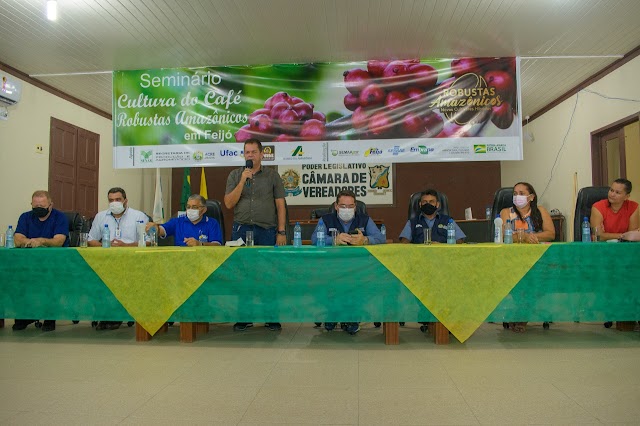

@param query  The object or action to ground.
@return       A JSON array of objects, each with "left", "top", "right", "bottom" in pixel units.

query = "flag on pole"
[
  {"left": 179, "top": 168, "right": 191, "bottom": 211},
  {"left": 152, "top": 168, "right": 165, "bottom": 223},
  {"left": 200, "top": 167, "right": 208, "bottom": 200}
]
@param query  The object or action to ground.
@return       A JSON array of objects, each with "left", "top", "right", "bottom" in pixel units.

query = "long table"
[{"left": 1, "top": 243, "right": 638, "bottom": 345}]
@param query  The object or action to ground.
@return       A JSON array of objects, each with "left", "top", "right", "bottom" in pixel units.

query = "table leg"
[
  {"left": 615, "top": 321, "right": 636, "bottom": 331},
  {"left": 196, "top": 322, "right": 209, "bottom": 335},
  {"left": 157, "top": 323, "right": 169, "bottom": 333},
  {"left": 383, "top": 322, "right": 399, "bottom": 345},
  {"left": 0, "top": 319, "right": 4, "bottom": 328},
  {"left": 135, "top": 323, "right": 152, "bottom": 341},
  {"left": 426, "top": 322, "right": 450, "bottom": 345},
  {"left": 180, "top": 322, "right": 197, "bottom": 343}
]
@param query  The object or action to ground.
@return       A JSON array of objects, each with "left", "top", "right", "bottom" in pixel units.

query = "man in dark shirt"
[{"left": 13, "top": 190, "right": 69, "bottom": 332}]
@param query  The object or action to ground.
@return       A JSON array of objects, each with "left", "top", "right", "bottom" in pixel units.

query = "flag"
[
  {"left": 200, "top": 167, "right": 208, "bottom": 200},
  {"left": 180, "top": 168, "right": 191, "bottom": 211},
  {"left": 152, "top": 168, "right": 165, "bottom": 223}
]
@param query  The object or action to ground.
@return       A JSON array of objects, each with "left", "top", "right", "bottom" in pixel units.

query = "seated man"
[
  {"left": 88, "top": 187, "right": 149, "bottom": 330},
  {"left": 311, "top": 189, "right": 385, "bottom": 335},
  {"left": 146, "top": 195, "right": 222, "bottom": 246},
  {"left": 13, "top": 190, "right": 69, "bottom": 332},
  {"left": 399, "top": 189, "right": 466, "bottom": 244}
]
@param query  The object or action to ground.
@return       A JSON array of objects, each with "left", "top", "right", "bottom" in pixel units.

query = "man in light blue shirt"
[{"left": 399, "top": 189, "right": 465, "bottom": 244}]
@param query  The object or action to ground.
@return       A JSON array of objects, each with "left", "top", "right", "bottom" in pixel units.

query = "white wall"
[
  {"left": 502, "top": 56, "right": 640, "bottom": 240},
  {"left": 0, "top": 72, "right": 170, "bottom": 230}
]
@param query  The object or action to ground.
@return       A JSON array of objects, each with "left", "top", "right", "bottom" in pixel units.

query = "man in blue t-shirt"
[
  {"left": 146, "top": 194, "right": 222, "bottom": 246},
  {"left": 12, "top": 190, "right": 69, "bottom": 332}
]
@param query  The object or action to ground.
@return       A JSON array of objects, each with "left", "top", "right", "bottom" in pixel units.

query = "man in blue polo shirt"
[
  {"left": 13, "top": 190, "right": 69, "bottom": 332},
  {"left": 399, "top": 189, "right": 465, "bottom": 244},
  {"left": 146, "top": 194, "right": 222, "bottom": 246}
]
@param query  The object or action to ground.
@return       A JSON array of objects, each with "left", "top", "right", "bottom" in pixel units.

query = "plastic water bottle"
[
  {"left": 101, "top": 224, "right": 110, "bottom": 248},
  {"left": 5, "top": 225, "right": 14, "bottom": 248},
  {"left": 494, "top": 216, "right": 503, "bottom": 243},
  {"left": 316, "top": 219, "right": 326, "bottom": 247},
  {"left": 380, "top": 224, "right": 386, "bottom": 240},
  {"left": 446, "top": 219, "right": 455, "bottom": 244},
  {"left": 137, "top": 221, "right": 146, "bottom": 247},
  {"left": 293, "top": 222, "right": 302, "bottom": 247},
  {"left": 504, "top": 219, "right": 513, "bottom": 244},
  {"left": 485, "top": 206, "right": 491, "bottom": 220},
  {"left": 148, "top": 226, "right": 157, "bottom": 247},
  {"left": 581, "top": 216, "right": 591, "bottom": 243}
]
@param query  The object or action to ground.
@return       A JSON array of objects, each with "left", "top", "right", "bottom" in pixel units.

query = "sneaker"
[
  {"left": 373, "top": 322, "right": 381, "bottom": 328},
  {"left": 233, "top": 322, "right": 253, "bottom": 331},
  {"left": 95, "top": 321, "right": 108, "bottom": 330},
  {"left": 266, "top": 322, "right": 282, "bottom": 331},
  {"left": 345, "top": 322, "right": 360, "bottom": 335},
  {"left": 41, "top": 320, "right": 56, "bottom": 332},
  {"left": 324, "top": 322, "right": 336, "bottom": 331},
  {"left": 106, "top": 321, "right": 122, "bottom": 330},
  {"left": 12, "top": 319, "right": 36, "bottom": 331}
]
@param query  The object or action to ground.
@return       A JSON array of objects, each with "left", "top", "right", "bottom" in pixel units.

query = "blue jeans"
[{"left": 232, "top": 223, "right": 277, "bottom": 246}]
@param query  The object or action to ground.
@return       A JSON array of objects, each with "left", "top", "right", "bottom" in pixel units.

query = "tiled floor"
[{"left": 1, "top": 321, "right": 638, "bottom": 425}]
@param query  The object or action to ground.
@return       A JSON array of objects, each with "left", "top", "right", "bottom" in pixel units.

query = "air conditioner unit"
[{"left": 0, "top": 73, "right": 22, "bottom": 106}]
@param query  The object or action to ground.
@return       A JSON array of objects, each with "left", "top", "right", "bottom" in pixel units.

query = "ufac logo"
[
  {"left": 262, "top": 145, "right": 275, "bottom": 161},
  {"left": 369, "top": 165, "right": 390, "bottom": 189},
  {"left": 474, "top": 144, "right": 507, "bottom": 154},
  {"left": 281, "top": 169, "right": 302, "bottom": 196},
  {"left": 140, "top": 150, "right": 153, "bottom": 163},
  {"left": 410, "top": 145, "right": 434, "bottom": 155},
  {"left": 220, "top": 149, "right": 241, "bottom": 157},
  {"left": 192, "top": 151, "right": 204, "bottom": 161},
  {"left": 291, "top": 146, "right": 304, "bottom": 157},
  {"left": 388, "top": 146, "right": 406, "bottom": 156},
  {"left": 364, "top": 147, "right": 383, "bottom": 157}
]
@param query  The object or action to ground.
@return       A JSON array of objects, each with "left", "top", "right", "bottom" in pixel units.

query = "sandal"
[{"left": 512, "top": 322, "right": 527, "bottom": 333}]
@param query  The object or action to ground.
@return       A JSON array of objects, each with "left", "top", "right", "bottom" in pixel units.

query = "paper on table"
[
  {"left": 464, "top": 207, "right": 473, "bottom": 220},
  {"left": 225, "top": 238, "right": 245, "bottom": 247}
]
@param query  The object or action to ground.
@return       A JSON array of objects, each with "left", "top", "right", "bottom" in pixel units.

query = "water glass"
[
  {"left": 79, "top": 232, "right": 89, "bottom": 248},
  {"left": 592, "top": 225, "right": 602, "bottom": 242},
  {"left": 0, "top": 233, "right": 5, "bottom": 248},
  {"left": 245, "top": 230, "right": 254, "bottom": 247},
  {"left": 515, "top": 229, "right": 525, "bottom": 244},
  {"left": 198, "top": 234, "right": 208, "bottom": 246},
  {"left": 330, "top": 229, "right": 338, "bottom": 246},
  {"left": 423, "top": 228, "right": 431, "bottom": 245}
]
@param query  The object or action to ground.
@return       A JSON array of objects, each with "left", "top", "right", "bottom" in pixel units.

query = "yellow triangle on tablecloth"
[
  {"left": 366, "top": 244, "right": 549, "bottom": 342},
  {"left": 78, "top": 246, "right": 237, "bottom": 335}
]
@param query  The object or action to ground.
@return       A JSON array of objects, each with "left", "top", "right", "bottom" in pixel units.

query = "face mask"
[
  {"left": 32, "top": 207, "right": 50, "bottom": 218},
  {"left": 109, "top": 202, "right": 125, "bottom": 215},
  {"left": 513, "top": 195, "right": 530, "bottom": 208},
  {"left": 186, "top": 208, "right": 201, "bottom": 222},
  {"left": 420, "top": 203, "right": 438, "bottom": 216},
  {"left": 338, "top": 208, "right": 355, "bottom": 222}
]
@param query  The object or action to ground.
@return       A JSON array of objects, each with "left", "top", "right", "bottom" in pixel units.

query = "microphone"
[{"left": 245, "top": 159, "right": 253, "bottom": 169}]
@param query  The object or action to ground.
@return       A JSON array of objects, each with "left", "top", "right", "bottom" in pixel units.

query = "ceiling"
[{"left": 1, "top": 0, "right": 639, "bottom": 119}]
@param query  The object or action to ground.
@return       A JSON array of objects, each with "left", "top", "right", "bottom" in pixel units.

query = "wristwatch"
[{"left": 277, "top": 230, "right": 286, "bottom": 236}]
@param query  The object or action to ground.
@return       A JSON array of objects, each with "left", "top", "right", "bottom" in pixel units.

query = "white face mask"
[
  {"left": 186, "top": 208, "right": 201, "bottom": 222},
  {"left": 109, "top": 202, "right": 125, "bottom": 215},
  {"left": 338, "top": 208, "right": 355, "bottom": 222},
  {"left": 513, "top": 195, "right": 530, "bottom": 208}
]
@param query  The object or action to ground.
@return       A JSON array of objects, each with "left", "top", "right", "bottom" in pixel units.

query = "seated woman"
[
  {"left": 499, "top": 182, "right": 555, "bottom": 333},
  {"left": 590, "top": 178, "right": 639, "bottom": 241}
]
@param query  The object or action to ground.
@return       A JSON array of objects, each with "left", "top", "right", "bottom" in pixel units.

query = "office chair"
[
  {"left": 63, "top": 211, "right": 84, "bottom": 247},
  {"left": 487, "top": 187, "right": 513, "bottom": 240},
  {"left": 205, "top": 199, "right": 226, "bottom": 243}
]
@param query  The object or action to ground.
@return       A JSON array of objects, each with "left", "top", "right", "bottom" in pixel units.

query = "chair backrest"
[
  {"left": 573, "top": 186, "right": 609, "bottom": 241},
  {"left": 311, "top": 200, "right": 367, "bottom": 219},
  {"left": 63, "top": 211, "right": 84, "bottom": 247},
  {"left": 407, "top": 191, "right": 450, "bottom": 221},
  {"left": 488, "top": 187, "right": 514, "bottom": 239},
  {"left": 205, "top": 199, "right": 226, "bottom": 243}
]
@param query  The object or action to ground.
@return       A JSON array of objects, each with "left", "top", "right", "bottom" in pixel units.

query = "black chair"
[
  {"left": 205, "top": 199, "right": 226, "bottom": 243},
  {"left": 407, "top": 191, "right": 450, "bottom": 220},
  {"left": 572, "top": 186, "right": 609, "bottom": 242},
  {"left": 311, "top": 200, "right": 367, "bottom": 219},
  {"left": 487, "top": 187, "right": 514, "bottom": 242},
  {"left": 63, "top": 211, "right": 84, "bottom": 247}
]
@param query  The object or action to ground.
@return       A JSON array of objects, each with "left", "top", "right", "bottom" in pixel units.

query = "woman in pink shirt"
[{"left": 590, "top": 178, "right": 639, "bottom": 241}]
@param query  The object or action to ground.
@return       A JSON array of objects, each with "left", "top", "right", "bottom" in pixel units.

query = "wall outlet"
[{"left": 36, "top": 145, "right": 44, "bottom": 154}]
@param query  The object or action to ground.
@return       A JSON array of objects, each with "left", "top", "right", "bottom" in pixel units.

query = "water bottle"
[
  {"left": 293, "top": 222, "right": 302, "bottom": 247},
  {"left": 316, "top": 219, "right": 326, "bottom": 247},
  {"left": 148, "top": 226, "right": 157, "bottom": 247},
  {"left": 310, "top": 210, "right": 317, "bottom": 220},
  {"left": 5, "top": 225, "right": 14, "bottom": 248},
  {"left": 504, "top": 219, "right": 513, "bottom": 244},
  {"left": 485, "top": 206, "right": 491, "bottom": 220},
  {"left": 581, "top": 216, "right": 591, "bottom": 243},
  {"left": 494, "top": 216, "right": 503, "bottom": 243},
  {"left": 137, "top": 221, "right": 146, "bottom": 247},
  {"left": 101, "top": 224, "right": 110, "bottom": 248},
  {"left": 380, "top": 224, "right": 386, "bottom": 240},
  {"left": 446, "top": 219, "right": 455, "bottom": 244}
]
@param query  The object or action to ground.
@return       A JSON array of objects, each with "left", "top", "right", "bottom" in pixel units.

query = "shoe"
[
  {"left": 106, "top": 321, "right": 122, "bottom": 330},
  {"left": 233, "top": 322, "right": 253, "bottom": 331},
  {"left": 41, "top": 320, "right": 56, "bottom": 332},
  {"left": 324, "top": 322, "right": 336, "bottom": 331},
  {"left": 399, "top": 322, "right": 405, "bottom": 326},
  {"left": 96, "top": 321, "right": 108, "bottom": 330},
  {"left": 12, "top": 319, "right": 36, "bottom": 331},
  {"left": 266, "top": 322, "right": 282, "bottom": 331},
  {"left": 373, "top": 322, "right": 381, "bottom": 328},
  {"left": 345, "top": 322, "right": 360, "bottom": 335},
  {"left": 314, "top": 322, "right": 323, "bottom": 328}
]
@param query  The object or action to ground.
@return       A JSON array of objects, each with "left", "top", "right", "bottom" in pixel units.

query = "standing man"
[
  {"left": 13, "top": 190, "right": 69, "bottom": 332},
  {"left": 399, "top": 189, "right": 465, "bottom": 243},
  {"left": 224, "top": 138, "right": 287, "bottom": 331},
  {"left": 88, "top": 187, "right": 149, "bottom": 330},
  {"left": 88, "top": 187, "right": 149, "bottom": 248},
  {"left": 146, "top": 194, "right": 222, "bottom": 246}
]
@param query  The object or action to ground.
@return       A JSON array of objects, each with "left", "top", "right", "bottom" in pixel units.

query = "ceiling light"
[{"left": 47, "top": 1, "right": 57, "bottom": 21}]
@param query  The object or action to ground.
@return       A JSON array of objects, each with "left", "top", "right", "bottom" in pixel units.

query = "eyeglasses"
[{"left": 338, "top": 204, "right": 356, "bottom": 209}]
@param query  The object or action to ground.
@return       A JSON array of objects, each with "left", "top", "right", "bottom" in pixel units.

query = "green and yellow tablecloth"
[{"left": 1, "top": 243, "right": 638, "bottom": 342}]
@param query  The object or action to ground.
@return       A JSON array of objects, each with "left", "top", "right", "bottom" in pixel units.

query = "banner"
[
  {"left": 278, "top": 163, "right": 393, "bottom": 206},
  {"left": 113, "top": 57, "right": 521, "bottom": 168}
]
